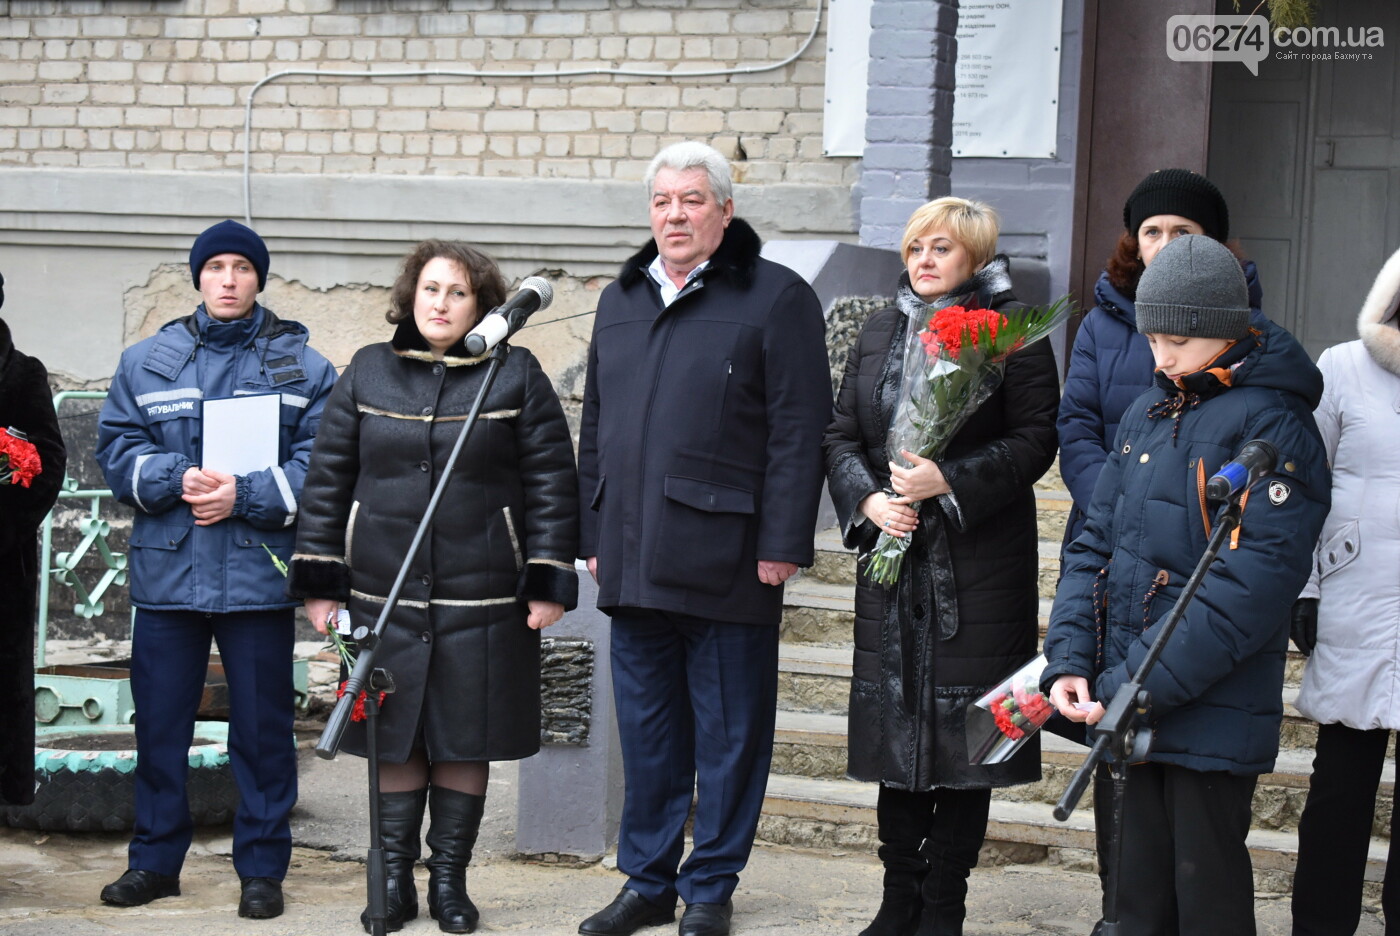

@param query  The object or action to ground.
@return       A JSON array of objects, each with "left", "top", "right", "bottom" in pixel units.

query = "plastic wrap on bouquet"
[
  {"left": 861, "top": 298, "right": 1070, "bottom": 585},
  {"left": 966, "top": 654, "right": 1054, "bottom": 765}
]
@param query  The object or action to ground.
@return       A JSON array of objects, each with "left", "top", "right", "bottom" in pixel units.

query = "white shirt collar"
[{"left": 646, "top": 255, "right": 710, "bottom": 307}]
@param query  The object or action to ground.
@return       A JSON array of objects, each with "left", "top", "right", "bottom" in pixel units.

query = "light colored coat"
[{"left": 1296, "top": 248, "right": 1400, "bottom": 730}]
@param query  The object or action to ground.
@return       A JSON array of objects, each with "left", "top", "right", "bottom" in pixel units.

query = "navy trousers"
[
  {"left": 610, "top": 608, "right": 779, "bottom": 906},
  {"left": 129, "top": 608, "right": 297, "bottom": 880}
]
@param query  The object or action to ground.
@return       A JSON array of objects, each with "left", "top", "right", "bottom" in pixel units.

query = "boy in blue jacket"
[
  {"left": 95, "top": 221, "right": 336, "bottom": 918},
  {"left": 1043, "top": 235, "right": 1330, "bottom": 935}
]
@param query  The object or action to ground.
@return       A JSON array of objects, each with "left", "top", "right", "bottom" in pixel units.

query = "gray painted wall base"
[{"left": 515, "top": 569, "right": 622, "bottom": 860}]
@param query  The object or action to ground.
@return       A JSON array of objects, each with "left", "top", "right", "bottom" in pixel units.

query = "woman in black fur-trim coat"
[
  {"left": 0, "top": 281, "right": 68, "bottom": 806},
  {"left": 288, "top": 242, "right": 578, "bottom": 934},
  {"left": 823, "top": 199, "right": 1058, "bottom": 936}
]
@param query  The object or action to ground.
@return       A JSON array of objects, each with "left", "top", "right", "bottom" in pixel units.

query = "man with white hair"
[{"left": 576, "top": 142, "right": 831, "bottom": 936}]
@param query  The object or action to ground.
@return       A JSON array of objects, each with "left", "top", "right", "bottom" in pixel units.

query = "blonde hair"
[{"left": 899, "top": 197, "right": 1000, "bottom": 270}]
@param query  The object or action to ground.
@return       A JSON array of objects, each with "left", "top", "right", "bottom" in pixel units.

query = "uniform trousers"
[
  {"left": 609, "top": 608, "right": 779, "bottom": 906},
  {"left": 129, "top": 607, "right": 297, "bottom": 880},
  {"left": 1110, "top": 761, "right": 1258, "bottom": 936},
  {"left": 1292, "top": 722, "right": 1400, "bottom": 935}
]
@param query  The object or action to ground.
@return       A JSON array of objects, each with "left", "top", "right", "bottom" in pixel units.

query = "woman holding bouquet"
[
  {"left": 288, "top": 240, "right": 578, "bottom": 934},
  {"left": 823, "top": 197, "right": 1059, "bottom": 936}
]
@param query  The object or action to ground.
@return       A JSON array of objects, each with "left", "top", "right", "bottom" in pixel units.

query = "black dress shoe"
[
  {"left": 579, "top": 887, "right": 676, "bottom": 936},
  {"left": 678, "top": 900, "right": 733, "bottom": 936},
  {"left": 238, "top": 877, "right": 284, "bottom": 919},
  {"left": 100, "top": 868, "right": 181, "bottom": 906}
]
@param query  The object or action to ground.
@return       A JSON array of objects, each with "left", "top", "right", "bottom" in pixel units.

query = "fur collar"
[
  {"left": 893, "top": 254, "right": 1017, "bottom": 320},
  {"left": 390, "top": 319, "right": 491, "bottom": 367},
  {"left": 618, "top": 217, "right": 762, "bottom": 291},
  {"left": 1359, "top": 248, "right": 1400, "bottom": 377}
]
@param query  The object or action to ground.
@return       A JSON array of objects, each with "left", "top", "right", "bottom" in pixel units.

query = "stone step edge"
[
  {"left": 771, "top": 710, "right": 1396, "bottom": 790},
  {"left": 761, "top": 774, "right": 1389, "bottom": 881}
]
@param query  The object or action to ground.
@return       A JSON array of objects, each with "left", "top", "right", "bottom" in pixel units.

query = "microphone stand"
[
  {"left": 315, "top": 341, "right": 511, "bottom": 935},
  {"left": 1052, "top": 493, "right": 1247, "bottom": 935}
]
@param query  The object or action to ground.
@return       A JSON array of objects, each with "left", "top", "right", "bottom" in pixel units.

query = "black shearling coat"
[
  {"left": 288, "top": 321, "right": 578, "bottom": 763},
  {"left": 823, "top": 261, "right": 1059, "bottom": 791},
  {"left": 0, "top": 316, "right": 66, "bottom": 804},
  {"left": 577, "top": 218, "right": 832, "bottom": 625}
]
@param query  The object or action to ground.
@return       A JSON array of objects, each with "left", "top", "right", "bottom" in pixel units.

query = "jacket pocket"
[
  {"left": 589, "top": 475, "right": 605, "bottom": 511},
  {"left": 648, "top": 475, "right": 755, "bottom": 596},
  {"left": 127, "top": 522, "right": 194, "bottom": 606},
  {"left": 345, "top": 500, "right": 361, "bottom": 569},
  {"left": 1317, "top": 519, "right": 1360, "bottom": 580},
  {"left": 502, "top": 506, "right": 523, "bottom": 571}
]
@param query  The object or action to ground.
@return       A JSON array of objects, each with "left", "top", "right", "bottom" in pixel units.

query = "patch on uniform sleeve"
[{"left": 1267, "top": 480, "right": 1290, "bottom": 505}]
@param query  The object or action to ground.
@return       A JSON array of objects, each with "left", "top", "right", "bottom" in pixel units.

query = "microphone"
[
  {"left": 1205, "top": 439, "right": 1278, "bottom": 502},
  {"left": 463, "top": 276, "right": 554, "bottom": 356}
]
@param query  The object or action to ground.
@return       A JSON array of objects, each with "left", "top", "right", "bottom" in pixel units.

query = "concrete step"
[
  {"left": 758, "top": 773, "right": 1391, "bottom": 892},
  {"left": 767, "top": 702, "right": 1394, "bottom": 838}
]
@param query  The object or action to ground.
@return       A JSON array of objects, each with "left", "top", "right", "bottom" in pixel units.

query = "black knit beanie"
[
  {"left": 189, "top": 220, "right": 270, "bottom": 291},
  {"left": 1124, "top": 169, "right": 1229, "bottom": 242}
]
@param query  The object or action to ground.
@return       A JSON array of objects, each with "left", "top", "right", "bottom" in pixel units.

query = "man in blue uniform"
[{"left": 95, "top": 220, "right": 337, "bottom": 918}]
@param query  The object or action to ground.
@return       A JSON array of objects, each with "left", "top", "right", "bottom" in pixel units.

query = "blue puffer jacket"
[
  {"left": 96, "top": 305, "right": 336, "bottom": 612},
  {"left": 1042, "top": 320, "right": 1330, "bottom": 774},
  {"left": 1057, "top": 264, "right": 1264, "bottom": 545}
]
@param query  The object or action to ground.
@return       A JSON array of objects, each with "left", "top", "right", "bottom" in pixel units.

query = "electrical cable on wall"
[{"left": 241, "top": 0, "right": 826, "bottom": 227}]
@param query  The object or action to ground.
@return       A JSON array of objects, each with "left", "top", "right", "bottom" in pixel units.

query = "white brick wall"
[{"left": 0, "top": 0, "right": 848, "bottom": 184}]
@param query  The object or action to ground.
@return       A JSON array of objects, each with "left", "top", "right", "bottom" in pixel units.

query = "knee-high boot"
[
  {"left": 914, "top": 788, "right": 990, "bottom": 936},
  {"left": 424, "top": 786, "right": 486, "bottom": 934},
  {"left": 361, "top": 788, "right": 427, "bottom": 934},
  {"left": 860, "top": 784, "right": 935, "bottom": 936}
]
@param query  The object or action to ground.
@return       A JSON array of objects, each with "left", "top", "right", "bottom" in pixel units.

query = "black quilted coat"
[
  {"left": 288, "top": 321, "right": 578, "bottom": 763},
  {"left": 823, "top": 260, "right": 1059, "bottom": 791},
  {"left": 0, "top": 313, "right": 66, "bottom": 804}
]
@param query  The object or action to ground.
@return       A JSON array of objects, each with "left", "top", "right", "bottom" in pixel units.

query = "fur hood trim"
[
  {"left": 618, "top": 217, "right": 762, "bottom": 291},
  {"left": 1359, "top": 248, "right": 1400, "bottom": 377}
]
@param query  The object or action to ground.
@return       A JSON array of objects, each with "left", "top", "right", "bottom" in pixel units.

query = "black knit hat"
[
  {"left": 1124, "top": 169, "right": 1229, "bottom": 242},
  {"left": 189, "top": 220, "right": 270, "bottom": 291}
]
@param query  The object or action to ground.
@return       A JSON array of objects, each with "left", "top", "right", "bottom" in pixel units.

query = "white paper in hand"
[{"left": 202, "top": 393, "right": 279, "bottom": 475}]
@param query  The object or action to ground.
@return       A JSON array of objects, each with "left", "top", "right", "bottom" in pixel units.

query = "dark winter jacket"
[
  {"left": 1042, "top": 319, "right": 1330, "bottom": 775},
  {"left": 95, "top": 305, "right": 337, "bottom": 612},
  {"left": 577, "top": 218, "right": 831, "bottom": 626},
  {"left": 824, "top": 260, "right": 1060, "bottom": 790},
  {"left": 287, "top": 321, "right": 578, "bottom": 763},
  {"left": 0, "top": 317, "right": 66, "bottom": 805},
  {"left": 1057, "top": 264, "right": 1264, "bottom": 544}
]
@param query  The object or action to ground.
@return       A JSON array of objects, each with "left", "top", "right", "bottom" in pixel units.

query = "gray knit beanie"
[{"left": 1135, "top": 235, "right": 1250, "bottom": 339}]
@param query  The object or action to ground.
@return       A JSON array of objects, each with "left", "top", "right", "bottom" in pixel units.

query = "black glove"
[{"left": 1291, "top": 598, "right": 1319, "bottom": 657}]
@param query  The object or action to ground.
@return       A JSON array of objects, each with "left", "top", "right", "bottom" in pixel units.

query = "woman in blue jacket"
[
  {"left": 1043, "top": 236, "right": 1329, "bottom": 936},
  {"left": 1058, "top": 169, "right": 1263, "bottom": 547}
]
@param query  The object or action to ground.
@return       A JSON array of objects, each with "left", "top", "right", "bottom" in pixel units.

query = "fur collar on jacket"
[
  {"left": 1359, "top": 248, "right": 1400, "bottom": 377},
  {"left": 618, "top": 217, "right": 762, "bottom": 291},
  {"left": 390, "top": 319, "right": 491, "bottom": 368},
  {"left": 893, "top": 254, "right": 1017, "bottom": 321}
]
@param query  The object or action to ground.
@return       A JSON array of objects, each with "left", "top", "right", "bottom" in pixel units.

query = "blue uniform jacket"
[
  {"left": 1043, "top": 319, "right": 1330, "bottom": 775},
  {"left": 96, "top": 305, "right": 337, "bottom": 612},
  {"left": 1057, "top": 264, "right": 1264, "bottom": 545}
]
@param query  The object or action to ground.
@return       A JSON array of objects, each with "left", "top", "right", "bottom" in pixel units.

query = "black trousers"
[
  {"left": 1107, "top": 762, "right": 1258, "bottom": 936},
  {"left": 1292, "top": 722, "right": 1400, "bottom": 936}
]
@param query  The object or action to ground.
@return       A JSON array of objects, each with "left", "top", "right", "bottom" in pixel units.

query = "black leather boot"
[
  {"left": 913, "top": 788, "right": 990, "bottom": 936},
  {"left": 424, "top": 787, "right": 486, "bottom": 934},
  {"left": 361, "top": 788, "right": 427, "bottom": 934},
  {"left": 859, "top": 785, "right": 935, "bottom": 936}
]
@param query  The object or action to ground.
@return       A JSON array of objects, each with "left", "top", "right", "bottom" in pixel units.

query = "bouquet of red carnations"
[
  {"left": 862, "top": 298, "right": 1070, "bottom": 585},
  {"left": 966, "top": 653, "right": 1054, "bottom": 765},
  {"left": 0, "top": 426, "right": 43, "bottom": 488}
]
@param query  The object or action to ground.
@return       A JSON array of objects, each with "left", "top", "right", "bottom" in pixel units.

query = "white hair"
[{"left": 643, "top": 141, "right": 733, "bottom": 205}]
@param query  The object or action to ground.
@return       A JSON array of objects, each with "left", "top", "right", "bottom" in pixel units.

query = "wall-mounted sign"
[{"left": 953, "top": 1, "right": 1063, "bottom": 158}]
